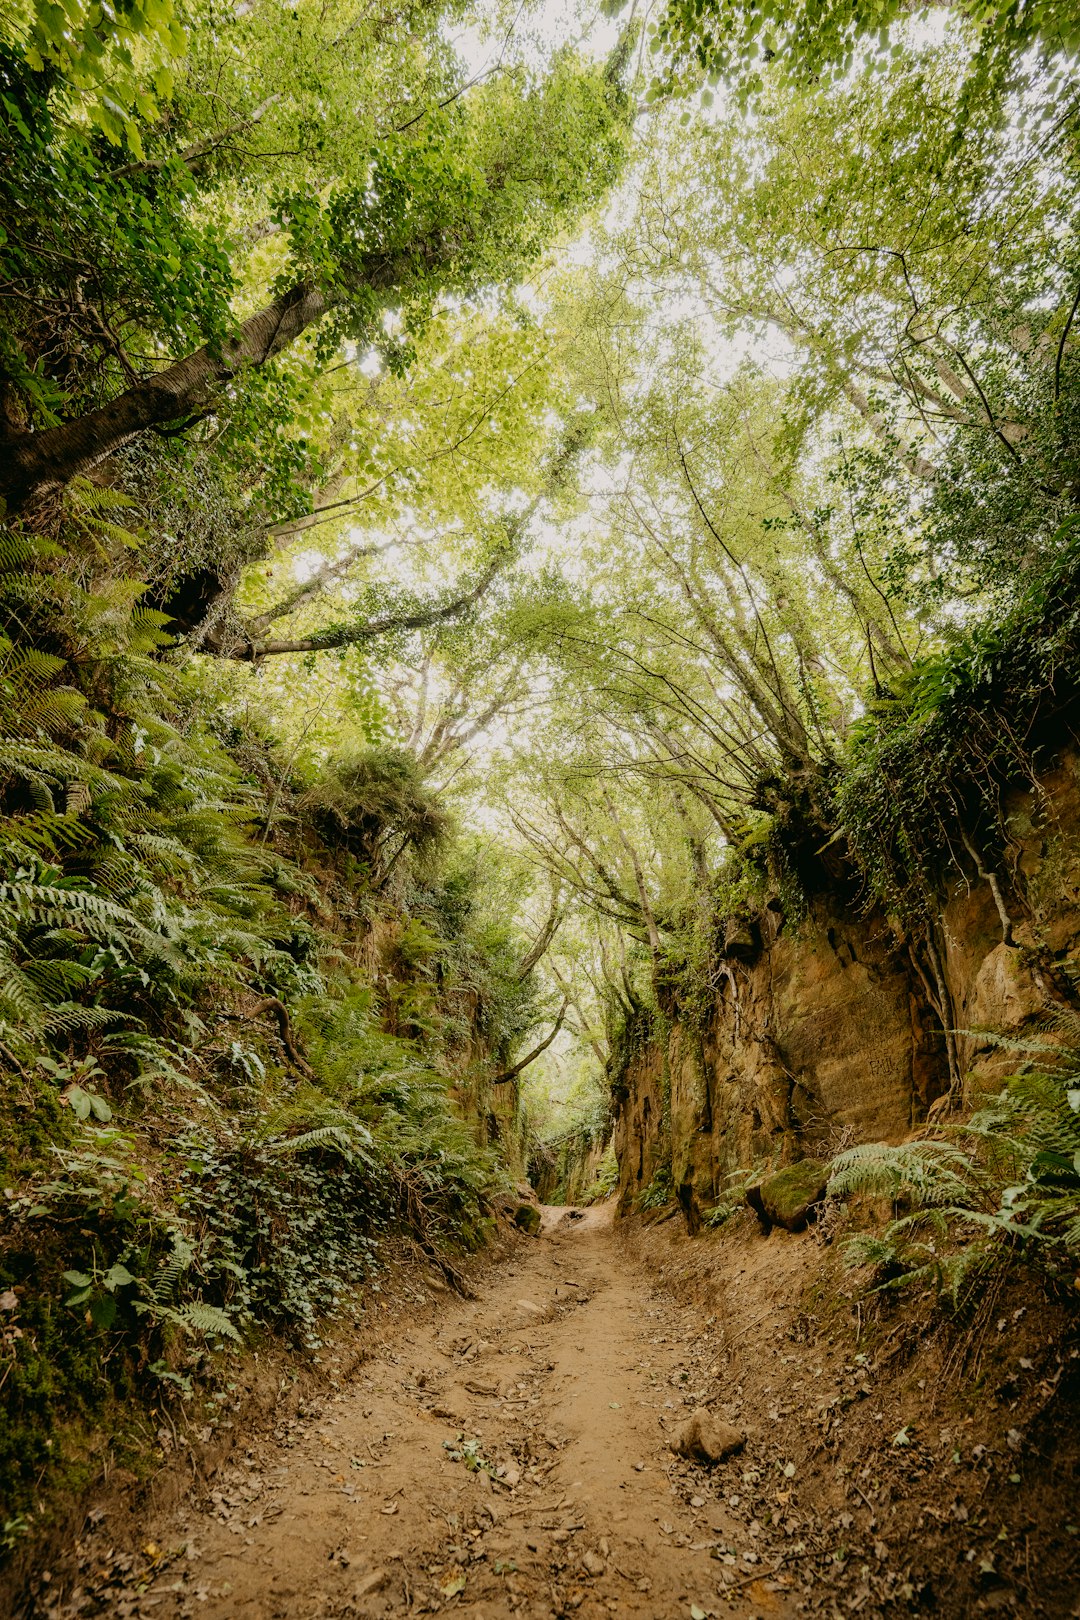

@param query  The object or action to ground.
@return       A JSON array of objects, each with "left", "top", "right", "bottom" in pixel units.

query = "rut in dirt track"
[{"left": 72, "top": 1203, "right": 787, "bottom": 1620}]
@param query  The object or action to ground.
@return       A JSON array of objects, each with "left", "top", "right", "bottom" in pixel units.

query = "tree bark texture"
[{"left": 1, "top": 284, "right": 330, "bottom": 510}]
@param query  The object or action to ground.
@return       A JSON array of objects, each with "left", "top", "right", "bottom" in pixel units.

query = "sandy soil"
[
  {"left": 27, "top": 1202, "right": 1080, "bottom": 1619},
  {"left": 45, "top": 1205, "right": 795, "bottom": 1619}
]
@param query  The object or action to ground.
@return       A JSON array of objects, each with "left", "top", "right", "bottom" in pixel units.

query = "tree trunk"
[{"left": 1, "top": 283, "right": 331, "bottom": 511}]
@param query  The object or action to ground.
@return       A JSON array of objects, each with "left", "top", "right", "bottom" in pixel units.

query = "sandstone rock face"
[
  {"left": 614, "top": 752, "right": 1080, "bottom": 1225},
  {"left": 613, "top": 1039, "right": 667, "bottom": 1213}
]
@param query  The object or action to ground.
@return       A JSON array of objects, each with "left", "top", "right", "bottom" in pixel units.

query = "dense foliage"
[
  {"left": 3, "top": 0, "right": 1080, "bottom": 1559},
  {"left": 0, "top": 490, "right": 555, "bottom": 1539}
]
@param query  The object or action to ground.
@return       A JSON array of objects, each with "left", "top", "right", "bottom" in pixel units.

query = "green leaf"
[
  {"left": 66, "top": 1085, "right": 92, "bottom": 1121},
  {"left": 90, "top": 1292, "right": 118, "bottom": 1329}
]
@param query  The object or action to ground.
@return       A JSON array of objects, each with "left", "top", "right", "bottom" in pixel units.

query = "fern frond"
[
  {"left": 152, "top": 1236, "right": 195, "bottom": 1303},
  {"left": 264, "top": 1122, "right": 375, "bottom": 1162},
  {"left": 828, "top": 1140, "right": 982, "bottom": 1208}
]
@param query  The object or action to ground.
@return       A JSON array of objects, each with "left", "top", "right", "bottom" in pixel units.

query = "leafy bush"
[{"left": 304, "top": 748, "right": 451, "bottom": 876}]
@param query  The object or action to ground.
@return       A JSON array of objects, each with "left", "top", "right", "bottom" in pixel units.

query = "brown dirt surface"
[{"left": 19, "top": 1204, "right": 1080, "bottom": 1619}]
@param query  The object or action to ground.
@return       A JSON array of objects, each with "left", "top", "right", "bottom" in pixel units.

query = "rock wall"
[
  {"left": 614, "top": 750, "right": 1080, "bottom": 1222},
  {"left": 530, "top": 1132, "right": 612, "bottom": 1205}
]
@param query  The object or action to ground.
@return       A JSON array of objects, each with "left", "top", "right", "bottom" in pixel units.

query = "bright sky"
[{"left": 448, "top": 0, "right": 624, "bottom": 78}]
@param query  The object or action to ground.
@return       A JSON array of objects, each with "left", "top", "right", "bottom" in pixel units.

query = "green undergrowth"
[
  {"left": 637, "top": 1161, "right": 674, "bottom": 1211},
  {"left": 827, "top": 1019, "right": 1080, "bottom": 1308},
  {"left": 0, "top": 517, "right": 539, "bottom": 1550},
  {"left": 703, "top": 1163, "right": 771, "bottom": 1228}
]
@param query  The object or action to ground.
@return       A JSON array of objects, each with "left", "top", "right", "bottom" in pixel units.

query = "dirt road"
[
  {"left": 28, "top": 1200, "right": 1080, "bottom": 1619},
  {"left": 87, "top": 1205, "right": 786, "bottom": 1620}
]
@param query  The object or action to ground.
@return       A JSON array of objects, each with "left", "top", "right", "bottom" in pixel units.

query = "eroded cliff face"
[{"left": 614, "top": 750, "right": 1080, "bottom": 1223}]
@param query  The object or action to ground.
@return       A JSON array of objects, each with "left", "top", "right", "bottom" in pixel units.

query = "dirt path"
[
  {"left": 27, "top": 1202, "right": 1080, "bottom": 1618},
  {"left": 86, "top": 1206, "right": 786, "bottom": 1620}
]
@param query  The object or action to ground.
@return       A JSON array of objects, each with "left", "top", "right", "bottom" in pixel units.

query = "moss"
[
  {"left": 513, "top": 1203, "right": 541, "bottom": 1236},
  {"left": 754, "top": 1159, "right": 828, "bottom": 1232},
  {"left": 0, "top": 1277, "right": 130, "bottom": 1528},
  {"left": 0, "top": 1074, "right": 68, "bottom": 1190}
]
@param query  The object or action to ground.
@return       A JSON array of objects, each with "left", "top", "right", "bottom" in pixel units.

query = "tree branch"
[
  {"left": 2, "top": 281, "right": 335, "bottom": 507},
  {"left": 491, "top": 998, "right": 569, "bottom": 1085},
  {"left": 212, "top": 550, "right": 508, "bottom": 660},
  {"left": 516, "top": 884, "right": 563, "bottom": 980}
]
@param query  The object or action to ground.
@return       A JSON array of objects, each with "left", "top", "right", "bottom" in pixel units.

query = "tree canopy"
[{"left": 2, "top": 0, "right": 1080, "bottom": 1522}]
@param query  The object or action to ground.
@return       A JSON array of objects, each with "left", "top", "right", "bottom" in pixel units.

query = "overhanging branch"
[
  {"left": 212, "top": 551, "right": 507, "bottom": 661},
  {"left": 490, "top": 998, "right": 569, "bottom": 1085}
]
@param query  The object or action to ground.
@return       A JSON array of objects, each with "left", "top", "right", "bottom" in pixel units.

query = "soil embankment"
[{"left": 26, "top": 1207, "right": 1080, "bottom": 1619}]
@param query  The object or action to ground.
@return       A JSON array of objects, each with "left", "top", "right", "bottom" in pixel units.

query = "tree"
[
  {"left": 655, "top": 0, "right": 1078, "bottom": 112},
  {"left": 1, "top": 19, "right": 631, "bottom": 512}
]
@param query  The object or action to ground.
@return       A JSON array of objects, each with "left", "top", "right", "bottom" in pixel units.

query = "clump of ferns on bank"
[
  {"left": 828, "top": 1023, "right": 1080, "bottom": 1303},
  {"left": 0, "top": 509, "right": 535, "bottom": 1538}
]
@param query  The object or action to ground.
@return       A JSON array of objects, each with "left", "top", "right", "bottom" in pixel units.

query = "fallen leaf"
[{"left": 440, "top": 1569, "right": 467, "bottom": 1598}]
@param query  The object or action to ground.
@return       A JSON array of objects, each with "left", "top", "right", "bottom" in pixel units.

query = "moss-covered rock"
[
  {"left": 747, "top": 1160, "right": 828, "bottom": 1233},
  {"left": 513, "top": 1203, "right": 542, "bottom": 1236}
]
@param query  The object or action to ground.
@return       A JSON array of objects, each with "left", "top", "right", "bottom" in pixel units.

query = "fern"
[
  {"left": 835, "top": 1026, "right": 1080, "bottom": 1303},
  {"left": 141, "top": 1300, "right": 243, "bottom": 1344},
  {"left": 827, "top": 1139, "right": 983, "bottom": 1209},
  {"left": 265, "top": 1123, "right": 370, "bottom": 1159},
  {"left": 152, "top": 1235, "right": 196, "bottom": 1303}
]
